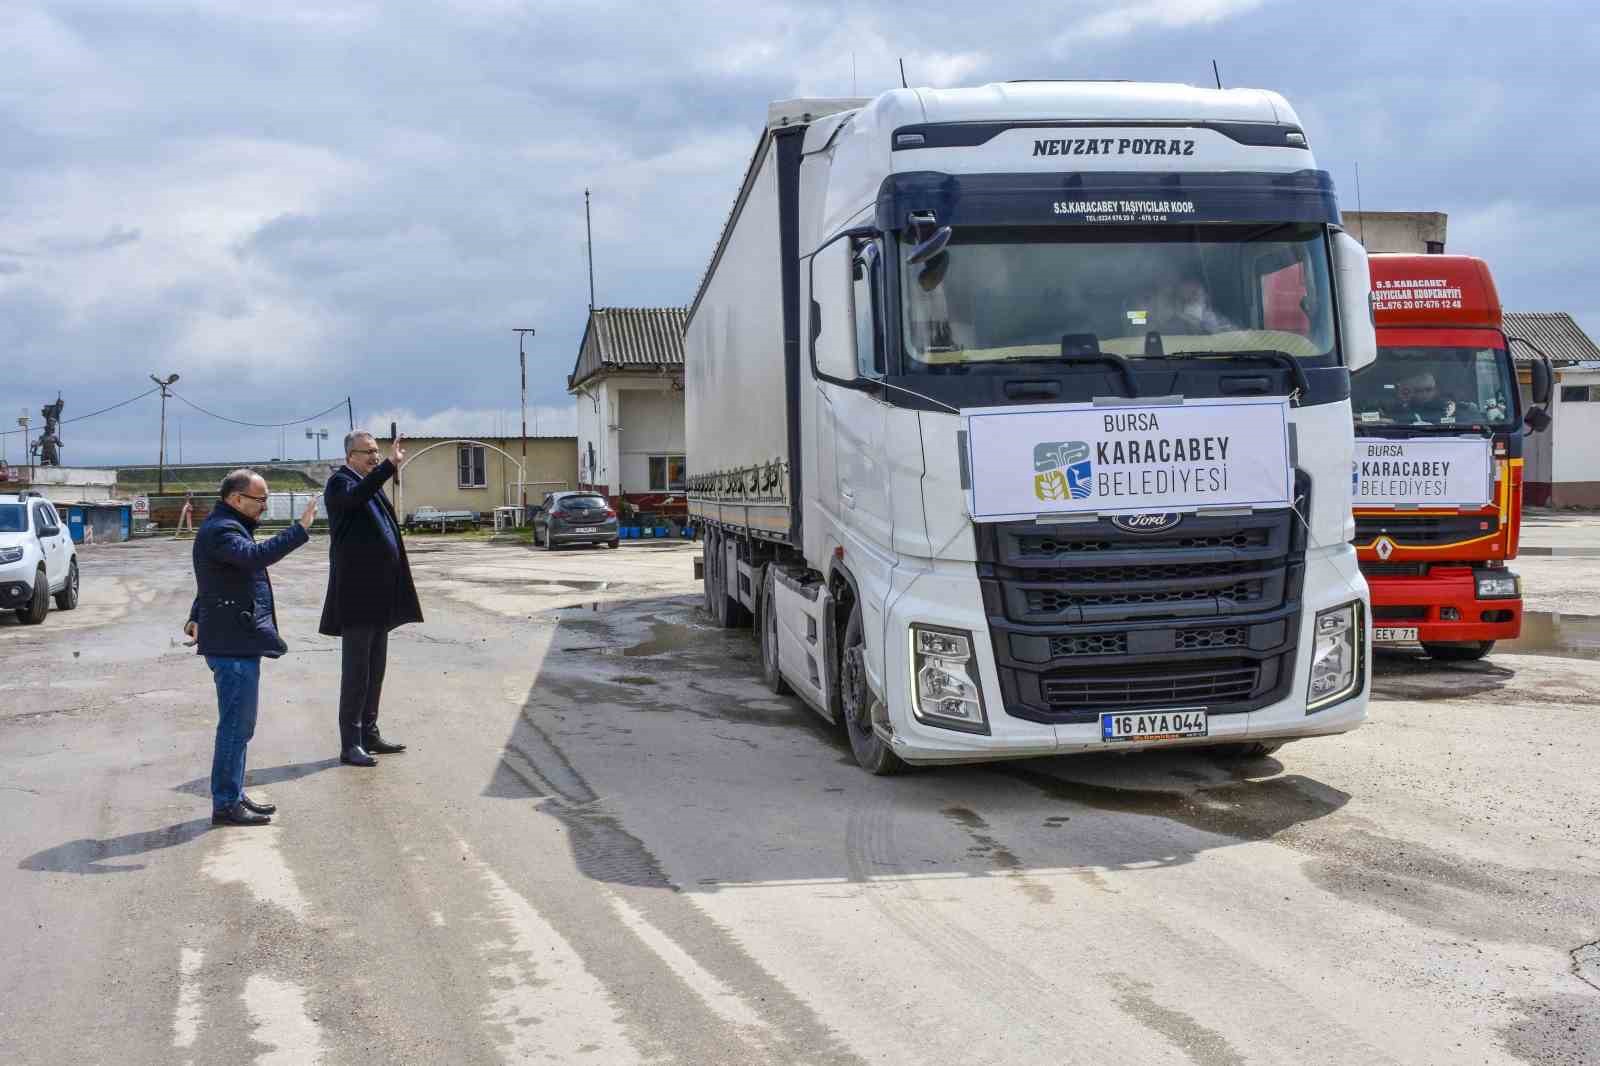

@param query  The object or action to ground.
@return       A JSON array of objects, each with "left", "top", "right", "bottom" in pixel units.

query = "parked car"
[
  {"left": 532, "top": 492, "right": 618, "bottom": 550},
  {"left": 0, "top": 492, "right": 80, "bottom": 624},
  {"left": 405, "top": 506, "right": 479, "bottom": 532}
]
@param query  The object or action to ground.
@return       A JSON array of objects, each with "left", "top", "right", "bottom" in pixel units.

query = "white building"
[
  {"left": 567, "top": 307, "right": 687, "bottom": 520},
  {"left": 1508, "top": 312, "right": 1600, "bottom": 507}
]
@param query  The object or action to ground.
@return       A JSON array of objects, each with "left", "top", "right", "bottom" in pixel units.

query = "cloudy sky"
[{"left": 2, "top": 0, "right": 1595, "bottom": 467}]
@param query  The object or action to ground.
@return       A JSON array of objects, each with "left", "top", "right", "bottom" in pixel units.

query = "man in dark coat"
[
  {"left": 185, "top": 470, "right": 318, "bottom": 826},
  {"left": 320, "top": 430, "right": 422, "bottom": 766}
]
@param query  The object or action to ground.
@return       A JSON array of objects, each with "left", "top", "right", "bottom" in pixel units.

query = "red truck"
[{"left": 1351, "top": 254, "right": 1552, "bottom": 660}]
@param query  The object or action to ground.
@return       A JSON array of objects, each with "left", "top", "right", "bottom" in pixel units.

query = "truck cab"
[{"left": 1353, "top": 254, "right": 1552, "bottom": 660}]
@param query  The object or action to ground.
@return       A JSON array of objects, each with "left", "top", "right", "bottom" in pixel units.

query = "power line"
[
  {"left": 169, "top": 391, "right": 349, "bottom": 429},
  {"left": 0, "top": 385, "right": 163, "bottom": 438}
]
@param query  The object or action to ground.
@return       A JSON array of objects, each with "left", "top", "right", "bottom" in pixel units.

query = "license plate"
[
  {"left": 1373, "top": 627, "right": 1418, "bottom": 643},
  {"left": 575, "top": 527, "right": 598, "bottom": 533},
  {"left": 1100, "top": 708, "right": 1208, "bottom": 743}
]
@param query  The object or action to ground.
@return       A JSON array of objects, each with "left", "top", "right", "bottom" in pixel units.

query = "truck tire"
[
  {"left": 707, "top": 528, "right": 749, "bottom": 629},
  {"left": 1422, "top": 640, "right": 1494, "bottom": 662},
  {"left": 54, "top": 560, "right": 79, "bottom": 610},
  {"left": 841, "top": 603, "right": 906, "bottom": 775},
  {"left": 758, "top": 566, "right": 791, "bottom": 695},
  {"left": 18, "top": 568, "right": 49, "bottom": 625}
]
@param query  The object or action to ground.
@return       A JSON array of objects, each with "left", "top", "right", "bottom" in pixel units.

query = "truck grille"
[
  {"left": 1042, "top": 662, "right": 1261, "bottom": 712},
  {"left": 1355, "top": 514, "right": 1497, "bottom": 546},
  {"left": 976, "top": 482, "right": 1307, "bottom": 726},
  {"left": 1360, "top": 562, "right": 1429, "bottom": 578}
]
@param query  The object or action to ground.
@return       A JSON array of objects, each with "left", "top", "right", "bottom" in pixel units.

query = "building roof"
[
  {"left": 1504, "top": 312, "right": 1600, "bottom": 366},
  {"left": 568, "top": 307, "right": 687, "bottom": 391}
]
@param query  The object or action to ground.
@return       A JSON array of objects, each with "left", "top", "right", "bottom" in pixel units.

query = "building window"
[
  {"left": 648, "top": 455, "right": 686, "bottom": 492},
  {"left": 457, "top": 444, "right": 487, "bottom": 487},
  {"left": 1560, "top": 385, "right": 1595, "bottom": 403}
]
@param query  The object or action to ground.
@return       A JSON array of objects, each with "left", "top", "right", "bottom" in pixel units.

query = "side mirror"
[
  {"left": 1524, "top": 406, "right": 1552, "bottom": 433},
  {"left": 1529, "top": 355, "right": 1553, "bottom": 406},
  {"left": 906, "top": 225, "right": 951, "bottom": 265},
  {"left": 1332, "top": 230, "right": 1377, "bottom": 373}
]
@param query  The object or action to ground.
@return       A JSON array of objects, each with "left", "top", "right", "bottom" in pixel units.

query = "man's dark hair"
[{"left": 219, "top": 469, "right": 258, "bottom": 500}]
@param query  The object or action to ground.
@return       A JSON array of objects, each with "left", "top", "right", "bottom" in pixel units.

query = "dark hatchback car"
[{"left": 533, "top": 492, "right": 619, "bottom": 550}]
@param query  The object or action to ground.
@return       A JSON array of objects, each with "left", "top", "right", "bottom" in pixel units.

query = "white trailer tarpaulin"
[
  {"left": 1353, "top": 437, "right": 1493, "bottom": 508},
  {"left": 963, "top": 396, "right": 1293, "bottom": 522}
]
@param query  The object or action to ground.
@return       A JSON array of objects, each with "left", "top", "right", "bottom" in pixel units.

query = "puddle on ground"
[
  {"left": 1498, "top": 611, "right": 1600, "bottom": 660},
  {"left": 624, "top": 620, "right": 731, "bottom": 657},
  {"left": 1517, "top": 546, "right": 1600, "bottom": 557},
  {"left": 521, "top": 578, "right": 610, "bottom": 592}
]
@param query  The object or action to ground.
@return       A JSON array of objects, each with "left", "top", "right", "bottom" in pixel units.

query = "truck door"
[{"left": 833, "top": 239, "right": 895, "bottom": 553}]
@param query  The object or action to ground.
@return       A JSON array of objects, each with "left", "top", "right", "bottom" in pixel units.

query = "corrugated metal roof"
[
  {"left": 1504, "top": 312, "right": 1600, "bottom": 366},
  {"left": 568, "top": 307, "right": 687, "bottom": 390}
]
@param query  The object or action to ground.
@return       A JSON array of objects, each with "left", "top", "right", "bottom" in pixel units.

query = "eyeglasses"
[
  {"left": 352, "top": 448, "right": 381, "bottom": 456},
  {"left": 237, "top": 493, "right": 268, "bottom": 503}
]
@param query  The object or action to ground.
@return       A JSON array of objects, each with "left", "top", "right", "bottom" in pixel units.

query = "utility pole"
[
  {"left": 16, "top": 413, "right": 31, "bottom": 486},
  {"left": 513, "top": 328, "right": 536, "bottom": 515},
  {"left": 305, "top": 427, "right": 328, "bottom": 460},
  {"left": 150, "top": 373, "right": 180, "bottom": 495},
  {"left": 346, "top": 396, "right": 354, "bottom": 432}
]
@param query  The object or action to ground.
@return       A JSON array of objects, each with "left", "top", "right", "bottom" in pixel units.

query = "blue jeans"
[{"left": 206, "top": 656, "right": 261, "bottom": 812}]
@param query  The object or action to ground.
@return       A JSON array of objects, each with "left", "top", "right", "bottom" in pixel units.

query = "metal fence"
[{"left": 264, "top": 491, "right": 325, "bottom": 522}]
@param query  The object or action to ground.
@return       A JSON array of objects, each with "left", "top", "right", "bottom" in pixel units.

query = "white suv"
[{"left": 0, "top": 493, "right": 79, "bottom": 624}]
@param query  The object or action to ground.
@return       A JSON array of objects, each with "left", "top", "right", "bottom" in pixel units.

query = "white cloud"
[{"left": 361, "top": 405, "right": 579, "bottom": 440}]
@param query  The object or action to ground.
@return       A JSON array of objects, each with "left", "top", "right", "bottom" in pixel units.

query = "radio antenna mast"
[
  {"left": 898, "top": 58, "right": 908, "bottom": 89},
  {"left": 584, "top": 189, "right": 596, "bottom": 311},
  {"left": 1212, "top": 59, "right": 1223, "bottom": 89}
]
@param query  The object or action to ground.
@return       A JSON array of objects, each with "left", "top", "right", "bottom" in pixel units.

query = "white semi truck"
[{"left": 686, "top": 82, "right": 1375, "bottom": 774}]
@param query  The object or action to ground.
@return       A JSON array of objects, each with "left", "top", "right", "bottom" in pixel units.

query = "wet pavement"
[{"left": 1, "top": 524, "right": 1598, "bottom": 1065}]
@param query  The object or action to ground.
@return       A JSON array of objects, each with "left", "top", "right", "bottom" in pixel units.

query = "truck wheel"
[
  {"left": 758, "top": 566, "right": 791, "bottom": 695},
  {"left": 841, "top": 604, "right": 906, "bottom": 775},
  {"left": 55, "top": 560, "right": 79, "bottom": 610},
  {"left": 18, "top": 568, "right": 49, "bottom": 625},
  {"left": 1422, "top": 640, "right": 1494, "bottom": 661}
]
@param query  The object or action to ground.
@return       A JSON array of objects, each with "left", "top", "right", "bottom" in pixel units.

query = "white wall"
[
  {"left": 1552, "top": 369, "right": 1600, "bottom": 484},
  {"left": 616, "top": 383, "right": 685, "bottom": 493},
  {"left": 573, "top": 380, "right": 612, "bottom": 490}
]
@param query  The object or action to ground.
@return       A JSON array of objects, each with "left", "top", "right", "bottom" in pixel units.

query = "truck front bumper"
[
  {"left": 1366, "top": 566, "right": 1522, "bottom": 645},
  {"left": 879, "top": 546, "right": 1369, "bottom": 764}
]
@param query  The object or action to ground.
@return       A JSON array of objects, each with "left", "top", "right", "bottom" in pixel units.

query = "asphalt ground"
[{"left": 0, "top": 515, "right": 1596, "bottom": 1065}]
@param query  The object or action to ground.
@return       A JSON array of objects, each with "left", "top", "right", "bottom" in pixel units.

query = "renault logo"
[
  {"left": 1375, "top": 536, "right": 1395, "bottom": 561},
  {"left": 1111, "top": 512, "right": 1182, "bottom": 534}
]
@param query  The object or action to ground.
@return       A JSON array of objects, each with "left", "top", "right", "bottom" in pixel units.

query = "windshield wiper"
[
  {"left": 1153, "top": 349, "right": 1311, "bottom": 404},
  {"left": 997, "top": 350, "right": 1138, "bottom": 396}
]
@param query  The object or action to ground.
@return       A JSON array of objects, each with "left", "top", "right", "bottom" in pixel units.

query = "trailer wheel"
[
  {"left": 706, "top": 527, "right": 749, "bottom": 629},
  {"left": 1422, "top": 640, "right": 1495, "bottom": 662},
  {"left": 758, "top": 565, "right": 791, "bottom": 695},
  {"left": 841, "top": 603, "right": 906, "bottom": 776}
]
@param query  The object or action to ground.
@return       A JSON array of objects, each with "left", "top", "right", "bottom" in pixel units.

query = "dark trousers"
[
  {"left": 339, "top": 625, "right": 389, "bottom": 748},
  {"left": 207, "top": 656, "right": 261, "bottom": 811}
]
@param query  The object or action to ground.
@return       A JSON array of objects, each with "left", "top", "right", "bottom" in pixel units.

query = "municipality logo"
[{"left": 1034, "top": 441, "right": 1093, "bottom": 502}]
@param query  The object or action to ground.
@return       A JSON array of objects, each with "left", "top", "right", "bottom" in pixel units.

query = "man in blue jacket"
[
  {"left": 184, "top": 471, "right": 318, "bottom": 827},
  {"left": 319, "top": 431, "right": 423, "bottom": 766}
]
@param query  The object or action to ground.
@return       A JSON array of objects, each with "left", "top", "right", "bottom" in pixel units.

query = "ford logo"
[{"left": 1111, "top": 512, "right": 1183, "bottom": 534}]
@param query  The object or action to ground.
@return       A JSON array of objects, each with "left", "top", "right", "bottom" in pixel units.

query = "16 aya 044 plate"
[{"left": 1100, "top": 708, "right": 1208, "bottom": 743}]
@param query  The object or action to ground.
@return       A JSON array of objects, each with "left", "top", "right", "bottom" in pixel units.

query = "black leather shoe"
[
  {"left": 240, "top": 794, "right": 277, "bottom": 815},
  {"left": 212, "top": 802, "right": 271, "bottom": 827},
  {"left": 341, "top": 745, "right": 378, "bottom": 767},
  {"left": 364, "top": 733, "right": 406, "bottom": 754}
]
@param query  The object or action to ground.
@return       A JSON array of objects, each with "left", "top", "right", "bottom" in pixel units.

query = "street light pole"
[
  {"left": 150, "top": 373, "right": 180, "bottom": 495},
  {"left": 513, "top": 327, "right": 536, "bottom": 515}
]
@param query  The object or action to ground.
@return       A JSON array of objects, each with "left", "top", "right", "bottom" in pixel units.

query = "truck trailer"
[
  {"left": 1352, "top": 254, "right": 1553, "bottom": 660},
  {"left": 686, "top": 82, "right": 1377, "bottom": 774}
]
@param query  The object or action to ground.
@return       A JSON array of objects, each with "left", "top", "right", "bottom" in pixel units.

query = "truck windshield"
[
  {"left": 0, "top": 504, "right": 24, "bottom": 532},
  {"left": 1351, "top": 346, "right": 1517, "bottom": 428},
  {"left": 900, "top": 223, "right": 1335, "bottom": 369}
]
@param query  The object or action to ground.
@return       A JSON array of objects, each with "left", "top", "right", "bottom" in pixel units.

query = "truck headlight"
[
  {"left": 0, "top": 547, "right": 23, "bottom": 565},
  {"left": 909, "top": 625, "right": 989, "bottom": 733},
  {"left": 1474, "top": 571, "right": 1520, "bottom": 599},
  {"left": 1307, "top": 601, "right": 1363, "bottom": 712}
]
